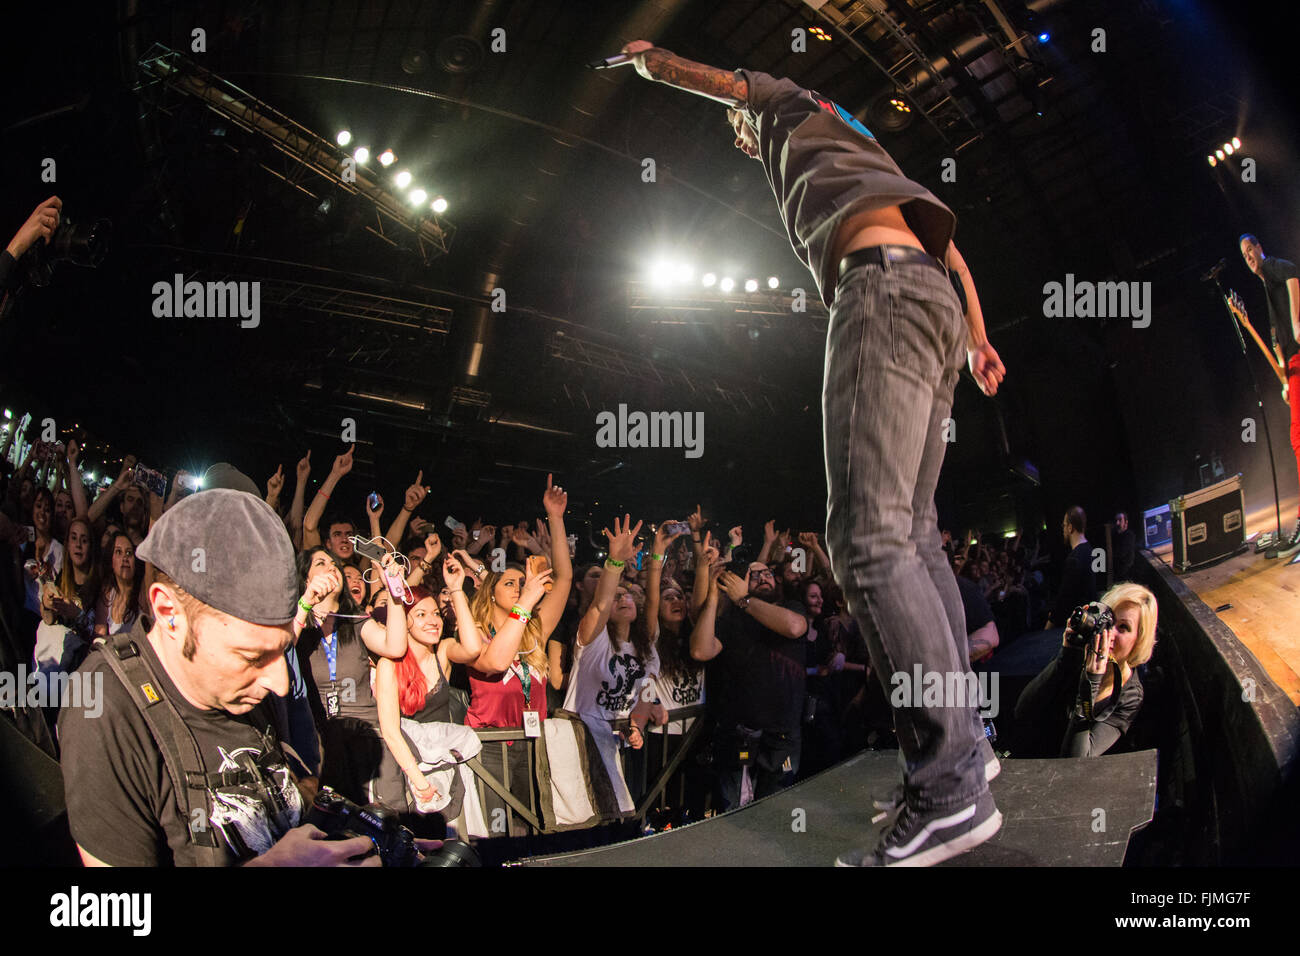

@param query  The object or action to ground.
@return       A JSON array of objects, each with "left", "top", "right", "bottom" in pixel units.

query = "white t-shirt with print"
[
  {"left": 563, "top": 625, "right": 660, "bottom": 725},
  {"left": 648, "top": 667, "right": 706, "bottom": 735}
]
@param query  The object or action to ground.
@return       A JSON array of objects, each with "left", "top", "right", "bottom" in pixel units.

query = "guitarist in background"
[{"left": 1239, "top": 234, "right": 1300, "bottom": 549}]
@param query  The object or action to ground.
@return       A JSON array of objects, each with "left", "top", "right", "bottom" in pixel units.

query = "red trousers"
[{"left": 1290, "top": 353, "right": 1300, "bottom": 517}]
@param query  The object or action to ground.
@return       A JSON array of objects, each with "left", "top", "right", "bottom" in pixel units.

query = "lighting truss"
[
  {"left": 135, "top": 44, "right": 453, "bottom": 264},
  {"left": 546, "top": 330, "right": 782, "bottom": 415}
]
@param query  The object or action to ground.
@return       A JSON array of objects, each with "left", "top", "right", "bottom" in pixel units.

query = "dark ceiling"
[{"left": 2, "top": 0, "right": 1297, "bottom": 537}]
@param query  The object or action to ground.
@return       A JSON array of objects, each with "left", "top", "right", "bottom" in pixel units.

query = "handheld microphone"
[
  {"left": 587, "top": 53, "right": 635, "bottom": 70},
  {"left": 1200, "top": 258, "right": 1228, "bottom": 282}
]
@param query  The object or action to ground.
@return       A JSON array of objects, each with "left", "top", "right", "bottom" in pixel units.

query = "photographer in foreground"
[
  {"left": 2, "top": 196, "right": 62, "bottom": 292},
  {"left": 1014, "top": 583, "right": 1157, "bottom": 757},
  {"left": 58, "top": 489, "right": 393, "bottom": 866}
]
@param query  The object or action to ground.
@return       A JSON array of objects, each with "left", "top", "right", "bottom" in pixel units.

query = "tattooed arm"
[{"left": 622, "top": 40, "right": 748, "bottom": 105}]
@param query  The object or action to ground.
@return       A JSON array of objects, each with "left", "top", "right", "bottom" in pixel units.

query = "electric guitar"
[{"left": 1226, "top": 290, "right": 1289, "bottom": 401}]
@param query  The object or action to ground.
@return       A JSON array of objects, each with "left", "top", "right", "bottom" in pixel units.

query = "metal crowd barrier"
[{"left": 449, "top": 705, "right": 707, "bottom": 839}]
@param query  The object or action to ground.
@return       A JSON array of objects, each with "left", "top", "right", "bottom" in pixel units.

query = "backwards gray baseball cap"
[
  {"left": 137, "top": 488, "right": 298, "bottom": 625},
  {"left": 201, "top": 462, "right": 261, "bottom": 497}
]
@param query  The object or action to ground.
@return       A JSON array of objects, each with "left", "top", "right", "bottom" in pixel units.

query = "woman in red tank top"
[{"left": 444, "top": 476, "right": 574, "bottom": 835}]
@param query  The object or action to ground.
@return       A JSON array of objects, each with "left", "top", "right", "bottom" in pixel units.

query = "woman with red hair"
[{"left": 375, "top": 554, "right": 483, "bottom": 805}]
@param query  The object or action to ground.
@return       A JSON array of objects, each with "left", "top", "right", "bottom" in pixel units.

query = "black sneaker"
[
  {"left": 871, "top": 739, "right": 1000, "bottom": 815},
  {"left": 838, "top": 790, "right": 1002, "bottom": 867}
]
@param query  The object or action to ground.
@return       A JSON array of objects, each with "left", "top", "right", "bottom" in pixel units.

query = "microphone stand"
[{"left": 1212, "top": 274, "right": 1284, "bottom": 558}]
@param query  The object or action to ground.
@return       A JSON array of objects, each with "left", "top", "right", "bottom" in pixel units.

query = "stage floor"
[
  {"left": 516, "top": 749, "right": 1157, "bottom": 867},
  {"left": 1148, "top": 496, "right": 1300, "bottom": 706}
]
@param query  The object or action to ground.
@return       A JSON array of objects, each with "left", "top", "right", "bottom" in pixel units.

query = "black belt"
[{"left": 838, "top": 244, "right": 946, "bottom": 279}]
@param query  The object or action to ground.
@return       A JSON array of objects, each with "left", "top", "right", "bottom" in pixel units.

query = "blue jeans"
[{"left": 821, "top": 258, "right": 986, "bottom": 812}]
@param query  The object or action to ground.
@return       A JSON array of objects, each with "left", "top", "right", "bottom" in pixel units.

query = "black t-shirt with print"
[
  {"left": 58, "top": 620, "right": 303, "bottom": 866},
  {"left": 715, "top": 599, "right": 808, "bottom": 734},
  {"left": 1259, "top": 256, "right": 1299, "bottom": 364}
]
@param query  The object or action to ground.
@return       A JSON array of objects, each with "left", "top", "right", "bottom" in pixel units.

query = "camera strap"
[{"left": 95, "top": 631, "right": 227, "bottom": 863}]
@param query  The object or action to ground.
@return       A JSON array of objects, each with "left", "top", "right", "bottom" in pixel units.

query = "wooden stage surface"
[{"left": 1147, "top": 495, "right": 1300, "bottom": 705}]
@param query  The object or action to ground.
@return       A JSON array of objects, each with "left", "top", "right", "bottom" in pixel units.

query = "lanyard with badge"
[
  {"left": 322, "top": 630, "right": 341, "bottom": 717},
  {"left": 518, "top": 660, "right": 541, "bottom": 738},
  {"left": 493, "top": 622, "right": 541, "bottom": 738}
]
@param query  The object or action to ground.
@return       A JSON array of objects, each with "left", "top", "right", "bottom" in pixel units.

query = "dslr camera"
[
  {"left": 20, "top": 213, "right": 110, "bottom": 287},
  {"left": 1066, "top": 602, "right": 1115, "bottom": 648},
  {"left": 305, "top": 786, "right": 480, "bottom": 867}
]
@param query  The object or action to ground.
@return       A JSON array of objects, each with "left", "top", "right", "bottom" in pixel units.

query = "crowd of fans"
[{"left": 0, "top": 405, "right": 1158, "bottom": 864}]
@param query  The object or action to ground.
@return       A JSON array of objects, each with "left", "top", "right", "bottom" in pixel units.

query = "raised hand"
[
  {"left": 654, "top": 519, "right": 685, "bottom": 554},
  {"left": 797, "top": 531, "right": 819, "bottom": 549},
  {"left": 763, "top": 519, "right": 777, "bottom": 543},
  {"left": 6, "top": 196, "right": 61, "bottom": 259},
  {"left": 403, "top": 470, "right": 427, "bottom": 512},
  {"left": 542, "top": 473, "right": 568, "bottom": 518},
  {"left": 331, "top": 446, "right": 354, "bottom": 478},
  {"left": 729, "top": 525, "right": 743, "bottom": 547},
  {"left": 442, "top": 554, "right": 465, "bottom": 591},
  {"left": 520, "top": 564, "right": 554, "bottom": 610},
  {"left": 111, "top": 462, "right": 133, "bottom": 493},
  {"left": 452, "top": 548, "right": 483, "bottom": 580},
  {"left": 296, "top": 450, "right": 312, "bottom": 484},
  {"left": 65, "top": 438, "right": 80, "bottom": 469},
  {"left": 717, "top": 569, "right": 750, "bottom": 604},
  {"left": 687, "top": 503, "right": 705, "bottom": 534},
  {"left": 266, "top": 465, "right": 284, "bottom": 499},
  {"left": 701, "top": 530, "right": 719, "bottom": 568},
  {"left": 366, "top": 492, "right": 384, "bottom": 518},
  {"left": 534, "top": 518, "right": 551, "bottom": 552},
  {"left": 423, "top": 532, "right": 443, "bottom": 561},
  {"left": 452, "top": 525, "right": 469, "bottom": 550},
  {"left": 510, "top": 526, "right": 533, "bottom": 548},
  {"left": 604, "top": 514, "right": 644, "bottom": 563}
]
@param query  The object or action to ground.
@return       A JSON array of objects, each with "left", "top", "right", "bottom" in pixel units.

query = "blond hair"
[
  {"left": 469, "top": 570, "right": 547, "bottom": 675},
  {"left": 1100, "top": 582, "right": 1157, "bottom": 666}
]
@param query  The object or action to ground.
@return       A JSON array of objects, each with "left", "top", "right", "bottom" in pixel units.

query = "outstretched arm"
[{"left": 623, "top": 41, "right": 749, "bottom": 105}]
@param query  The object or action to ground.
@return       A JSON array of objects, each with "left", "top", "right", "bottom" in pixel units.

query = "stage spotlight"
[
  {"left": 378, "top": 149, "right": 396, "bottom": 167},
  {"left": 702, "top": 272, "right": 717, "bottom": 287},
  {"left": 675, "top": 263, "right": 693, "bottom": 282},
  {"left": 395, "top": 170, "right": 413, "bottom": 189},
  {"left": 1207, "top": 155, "right": 1217, "bottom": 167},
  {"left": 1232, "top": 136, "right": 1241, "bottom": 149},
  {"left": 720, "top": 277, "right": 735, "bottom": 292},
  {"left": 1223, "top": 142, "right": 1234, "bottom": 155},
  {"left": 336, "top": 130, "right": 352, "bottom": 147},
  {"left": 744, "top": 278, "right": 759, "bottom": 293},
  {"left": 650, "top": 260, "right": 674, "bottom": 286},
  {"left": 409, "top": 188, "right": 428, "bottom": 205},
  {"left": 888, "top": 97, "right": 911, "bottom": 113},
  {"left": 1038, "top": 32, "right": 1050, "bottom": 42},
  {"left": 1215, "top": 149, "right": 1225, "bottom": 160},
  {"left": 767, "top": 276, "right": 779, "bottom": 289},
  {"left": 431, "top": 196, "right": 448, "bottom": 214},
  {"left": 354, "top": 146, "right": 370, "bottom": 164}
]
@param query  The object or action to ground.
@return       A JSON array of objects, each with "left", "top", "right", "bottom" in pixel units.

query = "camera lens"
[
  {"left": 51, "top": 218, "right": 111, "bottom": 268},
  {"left": 418, "top": 839, "right": 482, "bottom": 867}
]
